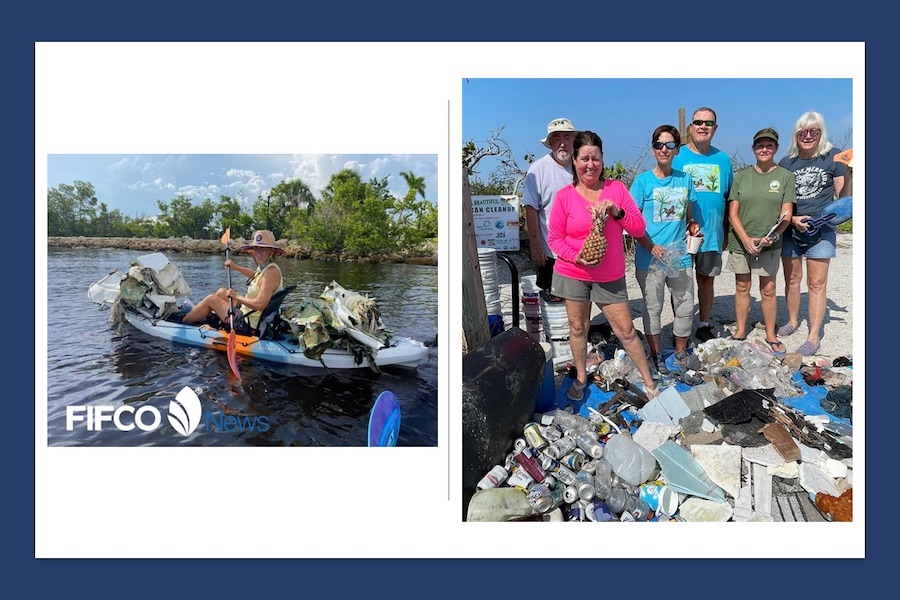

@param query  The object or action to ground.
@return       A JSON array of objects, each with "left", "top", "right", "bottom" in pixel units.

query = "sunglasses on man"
[{"left": 691, "top": 119, "right": 716, "bottom": 127}]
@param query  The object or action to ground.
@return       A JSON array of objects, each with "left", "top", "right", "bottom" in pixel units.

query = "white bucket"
[{"left": 549, "top": 336, "right": 573, "bottom": 366}]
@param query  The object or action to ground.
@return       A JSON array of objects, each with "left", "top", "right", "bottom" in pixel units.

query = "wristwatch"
[{"left": 613, "top": 207, "right": 625, "bottom": 221}]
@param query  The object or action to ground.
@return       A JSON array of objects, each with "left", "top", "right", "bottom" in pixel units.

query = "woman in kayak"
[{"left": 182, "top": 229, "right": 286, "bottom": 334}]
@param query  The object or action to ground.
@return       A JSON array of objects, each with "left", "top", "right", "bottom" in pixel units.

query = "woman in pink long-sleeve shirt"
[{"left": 547, "top": 130, "right": 659, "bottom": 401}]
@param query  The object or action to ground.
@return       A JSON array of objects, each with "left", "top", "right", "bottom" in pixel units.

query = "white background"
[{"left": 36, "top": 42, "right": 865, "bottom": 558}]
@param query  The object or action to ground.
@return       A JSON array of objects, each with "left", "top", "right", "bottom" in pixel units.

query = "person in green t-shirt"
[{"left": 726, "top": 128, "right": 795, "bottom": 356}]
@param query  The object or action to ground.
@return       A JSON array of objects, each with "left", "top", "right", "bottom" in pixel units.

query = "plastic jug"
[{"left": 603, "top": 433, "right": 658, "bottom": 487}]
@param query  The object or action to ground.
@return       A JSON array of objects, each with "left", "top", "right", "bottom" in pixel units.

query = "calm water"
[{"left": 46, "top": 247, "right": 438, "bottom": 447}]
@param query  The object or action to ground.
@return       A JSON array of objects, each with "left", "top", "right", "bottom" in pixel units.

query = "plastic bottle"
[
  {"left": 603, "top": 434, "right": 658, "bottom": 487},
  {"left": 576, "top": 431, "right": 604, "bottom": 459},
  {"left": 592, "top": 458, "right": 615, "bottom": 500}
]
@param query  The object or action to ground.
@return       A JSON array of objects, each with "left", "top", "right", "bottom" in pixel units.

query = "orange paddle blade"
[
  {"left": 834, "top": 149, "right": 852, "bottom": 167},
  {"left": 221, "top": 227, "right": 231, "bottom": 245},
  {"left": 227, "top": 328, "right": 241, "bottom": 381}
]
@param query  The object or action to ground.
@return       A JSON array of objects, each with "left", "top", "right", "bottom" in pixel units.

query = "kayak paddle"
[
  {"left": 367, "top": 390, "right": 400, "bottom": 447},
  {"left": 221, "top": 228, "right": 242, "bottom": 381}
]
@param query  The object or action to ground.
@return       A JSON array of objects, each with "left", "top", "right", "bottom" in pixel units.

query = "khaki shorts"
[{"left": 726, "top": 250, "right": 780, "bottom": 277}]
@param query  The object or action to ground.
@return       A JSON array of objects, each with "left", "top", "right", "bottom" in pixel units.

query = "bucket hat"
[
  {"left": 240, "top": 230, "right": 285, "bottom": 254},
  {"left": 541, "top": 118, "right": 577, "bottom": 148}
]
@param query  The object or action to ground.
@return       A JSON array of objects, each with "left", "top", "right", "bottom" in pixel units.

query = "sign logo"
[
  {"left": 168, "top": 386, "right": 203, "bottom": 436},
  {"left": 66, "top": 386, "right": 269, "bottom": 438}
]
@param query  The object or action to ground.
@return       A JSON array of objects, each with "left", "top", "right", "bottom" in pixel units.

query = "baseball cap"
[{"left": 752, "top": 127, "right": 779, "bottom": 144}]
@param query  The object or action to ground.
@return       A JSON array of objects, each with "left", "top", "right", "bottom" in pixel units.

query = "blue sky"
[
  {"left": 46, "top": 154, "right": 438, "bottom": 219},
  {"left": 463, "top": 78, "right": 853, "bottom": 188}
]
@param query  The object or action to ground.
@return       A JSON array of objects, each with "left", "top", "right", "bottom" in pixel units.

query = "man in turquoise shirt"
[{"left": 672, "top": 107, "right": 734, "bottom": 343}]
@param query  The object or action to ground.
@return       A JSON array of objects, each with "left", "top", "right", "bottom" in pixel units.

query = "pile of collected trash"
[{"left": 466, "top": 337, "right": 853, "bottom": 523}]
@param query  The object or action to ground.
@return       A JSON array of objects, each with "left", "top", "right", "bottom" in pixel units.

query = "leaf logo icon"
[{"left": 168, "top": 386, "right": 202, "bottom": 436}]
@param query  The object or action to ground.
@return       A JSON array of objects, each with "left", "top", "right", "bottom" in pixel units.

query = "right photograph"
[{"left": 461, "top": 78, "right": 855, "bottom": 524}]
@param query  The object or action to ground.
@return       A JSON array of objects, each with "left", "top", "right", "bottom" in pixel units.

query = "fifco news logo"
[{"left": 66, "top": 386, "right": 269, "bottom": 436}]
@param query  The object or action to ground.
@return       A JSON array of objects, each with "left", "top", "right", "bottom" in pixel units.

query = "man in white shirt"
[{"left": 523, "top": 117, "right": 577, "bottom": 298}]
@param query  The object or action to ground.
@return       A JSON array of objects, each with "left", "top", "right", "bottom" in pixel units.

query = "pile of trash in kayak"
[{"left": 466, "top": 335, "right": 853, "bottom": 523}]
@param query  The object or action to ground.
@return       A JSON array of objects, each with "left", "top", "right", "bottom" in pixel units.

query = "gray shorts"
[
  {"left": 551, "top": 272, "right": 628, "bottom": 305},
  {"left": 693, "top": 251, "right": 722, "bottom": 277},
  {"left": 726, "top": 250, "right": 781, "bottom": 277}
]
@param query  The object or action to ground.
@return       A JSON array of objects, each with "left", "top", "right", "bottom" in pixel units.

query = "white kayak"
[{"left": 88, "top": 253, "right": 430, "bottom": 371}]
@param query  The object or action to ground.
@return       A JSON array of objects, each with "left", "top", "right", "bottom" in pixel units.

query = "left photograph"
[{"left": 47, "top": 153, "right": 438, "bottom": 447}]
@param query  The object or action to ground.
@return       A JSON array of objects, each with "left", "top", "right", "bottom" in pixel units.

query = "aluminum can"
[
  {"left": 507, "top": 466, "right": 534, "bottom": 490},
  {"left": 575, "top": 469, "right": 596, "bottom": 501},
  {"left": 523, "top": 422, "right": 548, "bottom": 451},
  {"left": 513, "top": 437, "right": 528, "bottom": 453},
  {"left": 567, "top": 502, "right": 586, "bottom": 522},
  {"left": 563, "top": 484, "right": 579, "bottom": 504},
  {"left": 552, "top": 463, "right": 577, "bottom": 486},
  {"left": 526, "top": 483, "right": 555, "bottom": 514},
  {"left": 514, "top": 447, "right": 547, "bottom": 482},
  {"left": 560, "top": 452, "right": 584, "bottom": 472},
  {"left": 541, "top": 424, "right": 563, "bottom": 442},
  {"left": 476, "top": 465, "right": 509, "bottom": 491},
  {"left": 540, "top": 453, "right": 560, "bottom": 473},
  {"left": 546, "top": 435, "right": 576, "bottom": 460}
]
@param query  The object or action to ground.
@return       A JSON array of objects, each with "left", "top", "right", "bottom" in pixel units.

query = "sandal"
[
  {"left": 643, "top": 382, "right": 661, "bottom": 400},
  {"left": 765, "top": 339, "right": 787, "bottom": 356},
  {"left": 566, "top": 379, "right": 587, "bottom": 402},
  {"left": 728, "top": 334, "right": 748, "bottom": 341},
  {"left": 796, "top": 340, "right": 821, "bottom": 357},
  {"left": 778, "top": 322, "right": 799, "bottom": 337}
]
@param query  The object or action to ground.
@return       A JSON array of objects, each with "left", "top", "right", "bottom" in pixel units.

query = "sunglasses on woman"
[{"left": 652, "top": 141, "right": 678, "bottom": 150}]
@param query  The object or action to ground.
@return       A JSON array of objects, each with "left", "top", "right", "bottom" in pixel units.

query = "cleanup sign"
[{"left": 471, "top": 195, "right": 521, "bottom": 251}]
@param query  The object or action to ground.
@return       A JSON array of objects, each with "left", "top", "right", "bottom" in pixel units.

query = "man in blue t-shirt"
[
  {"left": 523, "top": 117, "right": 576, "bottom": 296},
  {"left": 672, "top": 107, "right": 734, "bottom": 343}
]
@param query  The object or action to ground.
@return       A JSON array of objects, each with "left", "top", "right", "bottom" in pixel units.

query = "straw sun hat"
[{"left": 240, "top": 230, "right": 286, "bottom": 254}]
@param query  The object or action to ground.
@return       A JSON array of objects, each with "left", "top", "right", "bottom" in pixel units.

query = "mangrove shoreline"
[{"left": 48, "top": 236, "right": 438, "bottom": 266}]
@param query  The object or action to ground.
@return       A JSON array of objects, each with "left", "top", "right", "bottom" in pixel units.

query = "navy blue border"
[{"left": 20, "top": 5, "right": 882, "bottom": 594}]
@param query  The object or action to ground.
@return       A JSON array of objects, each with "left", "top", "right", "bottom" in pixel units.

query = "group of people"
[{"left": 522, "top": 109, "right": 850, "bottom": 401}]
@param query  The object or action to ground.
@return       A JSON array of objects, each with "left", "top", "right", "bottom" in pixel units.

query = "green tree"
[
  {"left": 253, "top": 179, "right": 314, "bottom": 240},
  {"left": 301, "top": 169, "right": 397, "bottom": 253},
  {"left": 156, "top": 195, "right": 217, "bottom": 239},
  {"left": 392, "top": 171, "right": 437, "bottom": 246},
  {"left": 47, "top": 181, "right": 99, "bottom": 236}
]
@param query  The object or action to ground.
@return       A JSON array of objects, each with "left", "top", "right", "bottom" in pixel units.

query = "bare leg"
[
  {"left": 696, "top": 272, "right": 715, "bottom": 323},
  {"left": 781, "top": 256, "right": 803, "bottom": 329},
  {"left": 565, "top": 299, "right": 592, "bottom": 386},
  {"left": 183, "top": 288, "right": 230, "bottom": 324},
  {"left": 602, "top": 301, "right": 656, "bottom": 394},
  {"left": 733, "top": 273, "right": 752, "bottom": 339},
  {"left": 805, "top": 258, "right": 831, "bottom": 346},
  {"left": 759, "top": 275, "right": 778, "bottom": 341}
]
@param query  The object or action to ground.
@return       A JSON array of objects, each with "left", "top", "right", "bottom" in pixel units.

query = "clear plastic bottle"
[
  {"left": 592, "top": 458, "right": 615, "bottom": 500},
  {"left": 576, "top": 431, "right": 604, "bottom": 459}
]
